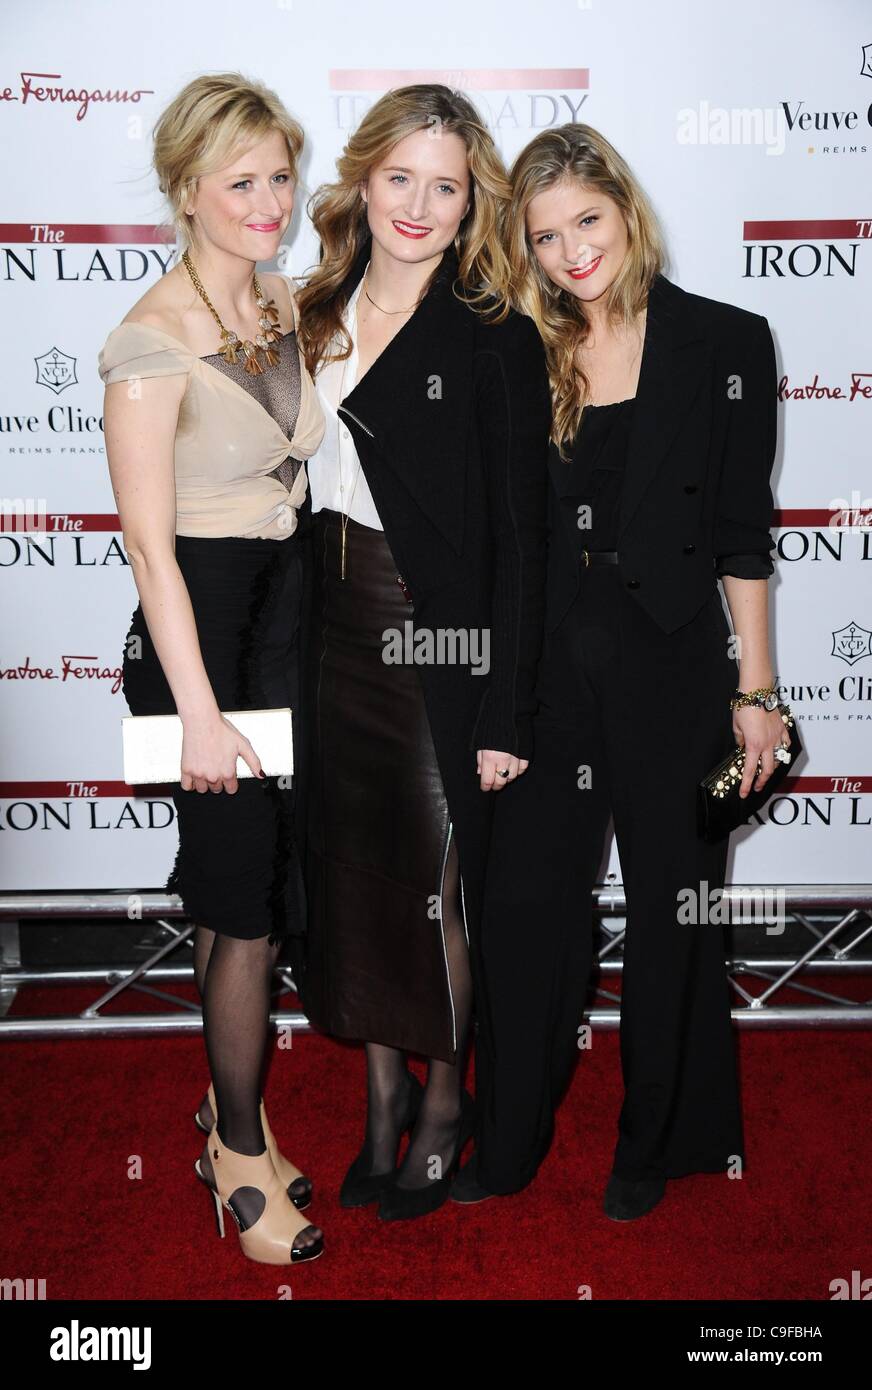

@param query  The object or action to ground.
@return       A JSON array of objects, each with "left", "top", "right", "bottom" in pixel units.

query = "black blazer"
[
  {"left": 546, "top": 271, "right": 778, "bottom": 635},
  {"left": 332, "top": 237, "right": 552, "bottom": 763}
]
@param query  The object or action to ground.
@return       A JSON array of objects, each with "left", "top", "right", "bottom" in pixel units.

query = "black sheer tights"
[
  {"left": 193, "top": 927, "right": 321, "bottom": 1249},
  {"left": 359, "top": 835, "right": 473, "bottom": 1189}
]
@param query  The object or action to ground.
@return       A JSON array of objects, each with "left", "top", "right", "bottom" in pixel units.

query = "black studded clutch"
[{"left": 697, "top": 706, "right": 802, "bottom": 842}]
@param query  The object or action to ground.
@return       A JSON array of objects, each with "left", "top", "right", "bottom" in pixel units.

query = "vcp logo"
[
  {"left": 34, "top": 347, "right": 78, "bottom": 394},
  {"left": 831, "top": 621, "right": 872, "bottom": 666}
]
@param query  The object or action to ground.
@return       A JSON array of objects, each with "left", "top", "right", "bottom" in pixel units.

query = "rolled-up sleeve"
[
  {"left": 713, "top": 313, "right": 778, "bottom": 576},
  {"left": 715, "top": 550, "right": 774, "bottom": 579}
]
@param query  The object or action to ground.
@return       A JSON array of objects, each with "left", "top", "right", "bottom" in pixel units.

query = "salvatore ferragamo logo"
[
  {"left": 0, "top": 71, "right": 154, "bottom": 121},
  {"left": 778, "top": 372, "right": 872, "bottom": 402}
]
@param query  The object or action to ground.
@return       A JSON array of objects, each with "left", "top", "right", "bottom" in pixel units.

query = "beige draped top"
[{"left": 97, "top": 286, "right": 326, "bottom": 540}]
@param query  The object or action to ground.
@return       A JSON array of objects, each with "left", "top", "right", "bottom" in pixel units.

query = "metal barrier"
[{"left": 1, "top": 886, "right": 870, "bottom": 1038}]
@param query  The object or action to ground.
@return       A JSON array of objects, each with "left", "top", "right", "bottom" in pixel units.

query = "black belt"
[{"left": 580, "top": 549, "right": 619, "bottom": 567}]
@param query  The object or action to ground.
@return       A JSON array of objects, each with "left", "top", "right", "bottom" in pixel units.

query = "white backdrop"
[{"left": 1, "top": 0, "right": 870, "bottom": 890}]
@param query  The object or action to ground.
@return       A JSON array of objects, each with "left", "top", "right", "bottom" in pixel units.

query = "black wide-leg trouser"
[{"left": 474, "top": 566, "right": 746, "bottom": 1192}]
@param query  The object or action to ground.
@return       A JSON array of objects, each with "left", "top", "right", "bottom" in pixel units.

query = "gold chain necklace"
[
  {"left": 182, "top": 250, "right": 282, "bottom": 375},
  {"left": 363, "top": 265, "right": 424, "bottom": 315}
]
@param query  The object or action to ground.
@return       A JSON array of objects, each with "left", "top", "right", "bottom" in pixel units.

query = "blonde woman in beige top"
[{"left": 98, "top": 75, "right": 326, "bottom": 1266}]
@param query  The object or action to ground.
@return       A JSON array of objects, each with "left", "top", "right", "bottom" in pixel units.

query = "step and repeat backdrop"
[{"left": 1, "top": 0, "right": 870, "bottom": 890}]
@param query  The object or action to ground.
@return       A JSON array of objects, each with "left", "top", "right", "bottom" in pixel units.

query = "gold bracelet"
[{"left": 730, "top": 685, "right": 779, "bottom": 711}]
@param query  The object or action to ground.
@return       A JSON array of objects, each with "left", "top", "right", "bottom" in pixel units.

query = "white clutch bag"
[{"left": 122, "top": 707, "right": 294, "bottom": 785}]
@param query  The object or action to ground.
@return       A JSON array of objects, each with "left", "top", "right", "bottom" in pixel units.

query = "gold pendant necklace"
[
  {"left": 338, "top": 357, "right": 362, "bottom": 581},
  {"left": 340, "top": 508, "right": 355, "bottom": 579},
  {"left": 182, "top": 250, "right": 282, "bottom": 375}
]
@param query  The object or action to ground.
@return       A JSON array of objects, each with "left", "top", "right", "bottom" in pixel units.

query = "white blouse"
[{"left": 308, "top": 265, "right": 383, "bottom": 531}]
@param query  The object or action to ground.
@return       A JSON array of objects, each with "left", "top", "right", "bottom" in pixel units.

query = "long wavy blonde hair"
[
  {"left": 504, "top": 124, "right": 666, "bottom": 459},
  {"left": 297, "top": 84, "right": 514, "bottom": 378}
]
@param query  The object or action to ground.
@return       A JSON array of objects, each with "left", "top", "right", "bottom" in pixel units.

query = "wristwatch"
[{"left": 731, "top": 686, "right": 780, "bottom": 712}]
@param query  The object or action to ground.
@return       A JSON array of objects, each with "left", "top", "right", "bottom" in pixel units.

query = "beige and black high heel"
[
  {"left": 194, "top": 1082, "right": 313, "bottom": 1211},
  {"left": 194, "top": 1123, "right": 324, "bottom": 1265}
]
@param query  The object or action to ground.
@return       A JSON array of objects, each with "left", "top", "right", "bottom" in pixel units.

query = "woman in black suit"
[
  {"left": 451, "top": 124, "right": 787, "bottom": 1220},
  {"left": 296, "top": 85, "right": 551, "bottom": 1220}
]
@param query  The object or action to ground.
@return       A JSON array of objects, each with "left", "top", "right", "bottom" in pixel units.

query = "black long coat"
[{"left": 295, "top": 238, "right": 552, "bottom": 1044}]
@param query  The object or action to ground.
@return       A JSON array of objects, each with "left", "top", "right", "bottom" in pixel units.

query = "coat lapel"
[
  {"left": 335, "top": 239, "right": 475, "bottom": 555},
  {"left": 618, "top": 272, "right": 710, "bottom": 535}
]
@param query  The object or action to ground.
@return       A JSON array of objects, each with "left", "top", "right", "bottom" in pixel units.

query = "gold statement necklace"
[{"left": 182, "top": 249, "right": 282, "bottom": 374}]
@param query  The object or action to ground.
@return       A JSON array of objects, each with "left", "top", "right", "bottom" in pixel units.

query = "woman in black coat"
[
  {"left": 295, "top": 85, "right": 551, "bottom": 1220},
  {"left": 451, "top": 124, "right": 786, "bottom": 1220}
]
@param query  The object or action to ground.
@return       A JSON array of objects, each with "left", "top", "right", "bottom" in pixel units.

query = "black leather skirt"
[{"left": 302, "top": 510, "right": 457, "bottom": 1062}]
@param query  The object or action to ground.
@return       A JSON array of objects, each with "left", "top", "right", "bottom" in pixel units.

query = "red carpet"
[{"left": 2, "top": 981, "right": 869, "bottom": 1301}]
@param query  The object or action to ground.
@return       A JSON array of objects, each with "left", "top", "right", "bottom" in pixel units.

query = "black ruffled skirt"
[{"left": 121, "top": 532, "right": 305, "bottom": 946}]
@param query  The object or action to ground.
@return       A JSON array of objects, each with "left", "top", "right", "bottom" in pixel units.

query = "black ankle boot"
[{"left": 603, "top": 1171, "right": 667, "bottom": 1221}]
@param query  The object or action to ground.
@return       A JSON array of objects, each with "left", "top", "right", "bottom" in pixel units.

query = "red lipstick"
[{"left": 569, "top": 254, "right": 603, "bottom": 280}]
